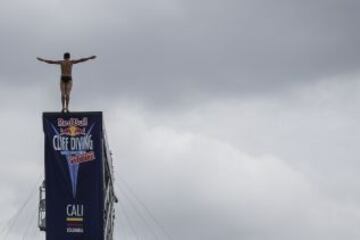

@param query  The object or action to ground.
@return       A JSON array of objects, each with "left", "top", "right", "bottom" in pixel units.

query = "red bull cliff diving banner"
[{"left": 43, "top": 112, "right": 104, "bottom": 240}]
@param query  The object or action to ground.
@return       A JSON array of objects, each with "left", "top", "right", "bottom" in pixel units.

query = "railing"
[
  {"left": 103, "top": 177, "right": 116, "bottom": 240},
  {"left": 102, "top": 131, "right": 117, "bottom": 240},
  {"left": 38, "top": 181, "right": 46, "bottom": 231}
]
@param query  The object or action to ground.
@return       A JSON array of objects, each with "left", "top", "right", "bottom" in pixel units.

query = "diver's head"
[{"left": 63, "top": 52, "right": 71, "bottom": 60}]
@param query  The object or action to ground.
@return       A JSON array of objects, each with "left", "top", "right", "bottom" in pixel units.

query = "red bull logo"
[
  {"left": 58, "top": 117, "right": 88, "bottom": 127},
  {"left": 58, "top": 117, "right": 87, "bottom": 137},
  {"left": 60, "top": 126, "right": 86, "bottom": 137}
]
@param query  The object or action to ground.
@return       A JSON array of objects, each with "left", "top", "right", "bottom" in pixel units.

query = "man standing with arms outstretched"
[{"left": 37, "top": 52, "right": 96, "bottom": 113}]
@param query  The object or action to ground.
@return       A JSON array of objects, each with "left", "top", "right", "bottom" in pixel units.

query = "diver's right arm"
[{"left": 37, "top": 57, "right": 62, "bottom": 64}]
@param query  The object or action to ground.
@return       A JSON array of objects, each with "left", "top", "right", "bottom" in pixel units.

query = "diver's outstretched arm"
[
  {"left": 37, "top": 57, "right": 62, "bottom": 64},
  {"left": 72, "top": 55, "right": 96, "bottom": 64}
]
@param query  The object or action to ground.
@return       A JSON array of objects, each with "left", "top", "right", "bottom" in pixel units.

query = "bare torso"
[{"left": 60, "top": 60, "right": 73, "bottom": 76}]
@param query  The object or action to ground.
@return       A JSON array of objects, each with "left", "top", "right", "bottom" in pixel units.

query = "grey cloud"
[
  {"left": 1, "top": 1, "right": 360, "bottom": 240},
  {"left": 1, "top": 73, "right": 360, "bottom": 240},
  {"left": 1, "top": 0, "right": 360, "bottom": 108}
]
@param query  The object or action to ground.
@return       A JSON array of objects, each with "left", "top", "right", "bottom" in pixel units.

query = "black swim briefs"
[{"left": 61, "top": 76, "right": 72, "bottom": 83}]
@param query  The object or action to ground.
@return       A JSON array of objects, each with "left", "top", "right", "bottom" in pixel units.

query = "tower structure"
[{"left": 39, "top": 112, "right": 116, "bottom": 240}]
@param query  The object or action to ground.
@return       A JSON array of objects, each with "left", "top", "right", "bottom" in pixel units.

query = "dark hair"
[{"left": 63, "top": 52, "right": 70, "bottom": 59}]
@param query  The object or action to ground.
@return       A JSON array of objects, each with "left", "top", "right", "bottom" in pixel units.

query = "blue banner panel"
[{"left": 43, "top": 112, "right": 104, "bottom": 240}]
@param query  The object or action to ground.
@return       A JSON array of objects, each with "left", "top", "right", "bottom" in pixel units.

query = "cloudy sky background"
[{"left": 1, "top": 0, "right": 360, "bottom": 239}]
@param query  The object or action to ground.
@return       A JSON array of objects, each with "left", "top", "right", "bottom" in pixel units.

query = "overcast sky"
[{"left": 1, "top": 0, "right": 360, "bottom": 239}]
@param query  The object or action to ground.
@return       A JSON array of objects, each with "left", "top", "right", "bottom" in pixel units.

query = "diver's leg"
[
  {"left": 65, "top": 95, "right": 70, "bottom": 112},
  {"left": 62, "top": 96, "right": 66, "bottom": 112},
  {"left": 65, "top": 81, "right": 73, "bottom": 112},
  {"left": 60, "top": 81, "right": 66, "bottom": 112}
]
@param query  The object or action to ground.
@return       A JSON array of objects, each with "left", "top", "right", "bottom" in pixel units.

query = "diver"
[{"left": 37, "top": 53, "right": 96, "bottom": 113}]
